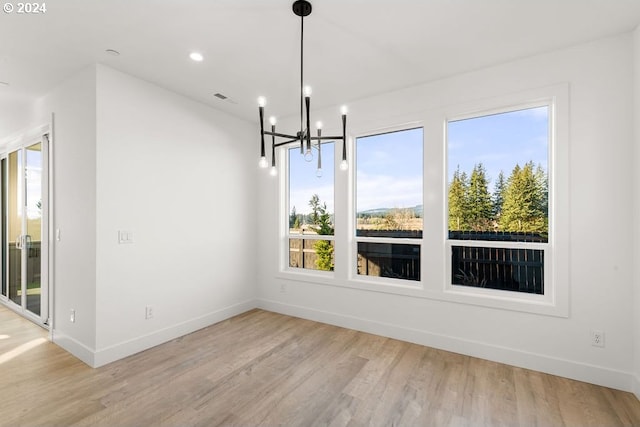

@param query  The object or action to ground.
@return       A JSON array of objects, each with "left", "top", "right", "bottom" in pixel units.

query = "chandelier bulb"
[
  {"left": 257, "top": 96, "right": 266, "bottom": 107},
  {"left": 304, "top": 149, "right": 313, "bottom": 162},
  {"left": 315, "top": 121, "right": 323, "bottom": 130},
  {"left": 340, "top": 159, "right": 348, "bottom": 171},
  {"left": 270, "top": 166, "right": 278, "bottom": 176},
  {"left": 269, "top": 116, "right": 277, "bottom": 126},
  {"left": 316, "top": 168, "right": 323, "bottom": 178},
  {"left": 258, "top": 156, "right": 268, "bottom": 168},
  {"left": 304, "top": 85, "right": 312, "bottom": 97},
  {"left": 340, "top": 105, "right": 348, "bottom": 115}
]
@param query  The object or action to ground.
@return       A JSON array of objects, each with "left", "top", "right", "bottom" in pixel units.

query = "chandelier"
[{"left": 258, "top": 0, "right": 348, "bottom": 177}]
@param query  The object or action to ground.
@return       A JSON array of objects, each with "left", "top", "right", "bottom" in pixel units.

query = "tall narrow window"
[
  {"left": 447, "top": 105, "right": 549, "bottom": 294},
  {"left": 288, "top": 142, "right": 335, "bottom": 271},
  {"left": 355, "top": 128, "right": 423, "bottom": 281}
]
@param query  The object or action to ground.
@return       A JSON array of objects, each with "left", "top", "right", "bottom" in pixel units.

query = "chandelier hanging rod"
[{"left": 257, "top": 0, "right": 348, "bottom": 176}]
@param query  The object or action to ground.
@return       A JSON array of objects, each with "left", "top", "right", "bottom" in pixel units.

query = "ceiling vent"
[{"left": 214, "top": 93, "right": 228, "bottom": 100}]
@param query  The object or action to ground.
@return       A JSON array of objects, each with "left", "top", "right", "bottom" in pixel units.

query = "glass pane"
[
  {"left": 451, "top": 245, "right": 544, "bottom": 294},
  {"left": 25, "top": 143, "right": 42, "bottom": 316},
  {"left": 8, "top": 150, "right": 22, "bottom": 306},
  {"left": 447, "top": 106, "right": 548, "bottom": 242},
  {"left": 356, "top": 128, "right": 423, "bottom": 238},
  {"left": 288, "top": 142, "right": 334, "bottom": 237},
  {"left": 289, "top": 238, "right": 334, "bottom": 271},
  {"left": 357, "top": 242, "right": 420, "bottom": 281}
]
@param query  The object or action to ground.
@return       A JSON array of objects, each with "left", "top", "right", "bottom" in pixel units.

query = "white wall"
[
  {"left": 0, "top": 97, "right": 34, "bottom": 141},
  {"left": 2, "top": 64, "right": 258, "bottom": 366},
  {"left": 633, "top": 26, "right": 640, "bottom": 399},
  {"left": 258, "top": 33, "right": 637, "bottom": 392},
  {"left": 31, "top": 65, "right": 98, "bottom": 360},
  {"left": 93, "top": 65, "right": 257, "bottom": 365}
]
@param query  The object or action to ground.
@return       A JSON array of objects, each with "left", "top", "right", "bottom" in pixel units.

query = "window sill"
[{"left": 276, "top": 269, "right": 568, "bottom": 318}]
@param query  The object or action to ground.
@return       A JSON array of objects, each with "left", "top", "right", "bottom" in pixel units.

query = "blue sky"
[
  {"left": 288, "top": 106, "right": 548, "bottom": 215},
  {"left": 289, "top": 142, "right": 335, "bottom": 215},
  {"left": 447, "top": 106, "right": 549, "bottom": 187},
  {"left": 356, "top": 128, "right": 423, "bottom": 212}
]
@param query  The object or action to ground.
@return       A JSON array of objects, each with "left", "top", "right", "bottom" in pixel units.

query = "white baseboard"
[
  {"left": 57, "top": 299, "right": 257, "bottom": 368},
  {"left": 633, "top": 374, "right": 640, "bottom": 400},
  {"left": 52, "top": 330, "right": 96, "bottom": 367},
  {"left": 257, "top": 299, "right": 634, "bottom": 393}
]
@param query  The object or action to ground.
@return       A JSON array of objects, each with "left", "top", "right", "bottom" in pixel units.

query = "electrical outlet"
[
  {"left": 591, "top": 330, "right": 605, "bottom": 347},
  {"left": 145, "top": 305, "right": 154, "bottom": 319},
  {"left": 70, "top": 309, "right": 75, "bottom": 323}
]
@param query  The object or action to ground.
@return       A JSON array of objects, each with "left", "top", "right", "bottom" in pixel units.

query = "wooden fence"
[
  {"left": 289, "top": 238, "right": 333, "bottom": 270},
  {"left": 448, "top": 230, "right": 547, "bottom": 243},
  {"left": 357, "top": 242, "right": 420, "bottom": 281},
  {"left": 289, "top": 231, "right": 545, "bottom": 294},
  {"left": 451, "top": 245, "right": 544, "bottom": 294}
]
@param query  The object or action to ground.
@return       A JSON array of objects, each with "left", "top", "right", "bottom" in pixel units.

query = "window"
[
  {"left": 355, "top": 128, "right": 423, "bottom": 281},
  {"left": 287, "top": 142, "right": 335, "bottom": 272},
  {"left": 278, "top": 84, "right": 568, "bottom": 316},
  {"left": 447, "top": 105, "right": 549, "bottom": 294}
]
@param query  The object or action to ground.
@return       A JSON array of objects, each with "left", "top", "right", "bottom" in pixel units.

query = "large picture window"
[
  {"left": 287, "top": 142, "right": 335, "bottom": 272},
  {"left": 355, "top": 127, "right": 423, "bottom": 281},
  {"left": 278, "top": 84, "right": 567, "bottom": 316},
  {"left": 447, "top": 105, "right": 549, "bottom": 294}
]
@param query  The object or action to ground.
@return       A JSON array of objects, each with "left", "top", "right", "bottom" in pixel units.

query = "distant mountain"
[{"left": 357, "top": 205, "right": 423, "bottom": 217}]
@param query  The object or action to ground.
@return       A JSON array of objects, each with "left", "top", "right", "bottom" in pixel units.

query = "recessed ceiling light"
[
  {"left": 190, "top": 52, "right": 204, "bottom": 62},
  {"left": 105, "top": 49, "right": 120, "bottom": 56}
]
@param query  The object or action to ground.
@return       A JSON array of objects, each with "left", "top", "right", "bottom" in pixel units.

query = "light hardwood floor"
[{"left": 2, "top": 305, "right": 640, "bottom": 427}]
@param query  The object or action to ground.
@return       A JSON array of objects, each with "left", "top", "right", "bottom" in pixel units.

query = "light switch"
[{"left": 118, "top": 230, "right": 133, "bottom": 244}]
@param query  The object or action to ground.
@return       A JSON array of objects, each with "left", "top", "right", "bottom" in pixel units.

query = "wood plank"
[{"left": 0, "top": 305, "right": 639, "bottom": 427}]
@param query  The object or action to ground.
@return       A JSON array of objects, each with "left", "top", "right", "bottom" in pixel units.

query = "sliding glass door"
[{"left": 1, "top": 137, "right": 48, "bottom": 324}]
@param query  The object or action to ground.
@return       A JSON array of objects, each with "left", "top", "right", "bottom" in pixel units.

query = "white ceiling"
[{"left": 1, "top": 0, "right": 640, "bottom": 134}]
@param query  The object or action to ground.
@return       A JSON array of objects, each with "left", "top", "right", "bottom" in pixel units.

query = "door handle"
[{"left": 15, "top": 235, "right": 22, "bottom": 249}]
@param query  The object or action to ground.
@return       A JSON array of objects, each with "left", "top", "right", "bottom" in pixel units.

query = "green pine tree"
[
  {"left": 493, "top": 170, "right": 506, "bottom": 218},
  {"left": 289, "top": 205, "right": 297, "bottom": 228},
  {"left": 307, "top": 194, "right": 335, "bottom": 271},
  {"left": 308, "top": 194, "right": 321, "bottom": 225},
  {"left": 448, "top": 167, "right": 469, "bottom": 230},
  {"left": 314, "top": 240, "right": 334, "bottom": 271},
  {"left": 499, "top": 162, "right": 547, "bottom": 234},
  {"left": 467, "top": 163, "right": 493, "bottom": 230}
]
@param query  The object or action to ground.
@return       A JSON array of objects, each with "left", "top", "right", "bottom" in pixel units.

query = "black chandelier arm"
[
  {"left": 271, "top": 124, "right": 276, "bottom": 153},
  {"left": 276, "top": 138, "right": 344, "bottom": 151},
  {"left": 305, "top": 95, "right": 311, "bottom": 152},
  {"left": 259, "top": 106, "right": 266, "bottom": 157},
  {"left": 263, "top": 130, "right": 345, "bottom": 141},
  {"left": 273, "top": 138, "right": 302, "bottom": 148},
  {"left": 263, "top": 130, "right": 301, "bottom": 140},
  {"left": 271, "top": 140, "right": 276, "bottom": 167},
  {"left": 317, "top": 127, "right": 322, "bottom": 170},
  {"left": 312, "top": 135, "right": 344, "bottom": 141},
  {"left": 342, "top": 112, "right": 347, "bottom": 161}
]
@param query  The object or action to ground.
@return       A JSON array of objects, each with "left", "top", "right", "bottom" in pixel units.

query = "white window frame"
[
  {"left": 351, "top": 125, "right": 425, "bottom": 287},
  {"left": 276, "top": 84, "right": 569, "bottom": 318},
  {"left": 282, "top": 142, "right": 336, "bottom": 278},
  {"left": 440, "top": 85, "right": 569, "bottom": 317}
]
